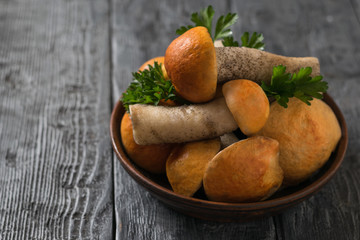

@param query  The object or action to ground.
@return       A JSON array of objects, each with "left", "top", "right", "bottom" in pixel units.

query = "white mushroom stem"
[
  {"left": 216, "top": 47, "right": 320, "bottom": 84},
  {"left": 129, "top": 97, "right": 238, "bottom": 145}
]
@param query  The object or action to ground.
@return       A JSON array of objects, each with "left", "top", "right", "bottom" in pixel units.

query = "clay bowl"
[{"left": 110, "top": 93, "right": 348, "bottom": 222}]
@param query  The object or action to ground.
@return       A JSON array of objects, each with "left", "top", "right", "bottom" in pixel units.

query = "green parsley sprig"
[
  {"left": 176, "top": 5, "right": 265, "bottom": 50},
  {"left": 176, "top": 5, "right": 238, "bottom": 42},
  {"left": 222, "top": 32, "right": 265, "bottom": 50},
  {"left": 222, "top": 36, "right": 239, "bottom": 47},
  {"left": 261, "top": 65, "right": 328, "bottom": 108},
  {"left": 213, "top": 12, "right": 238, "bottom": 40},
  {"left": 121, "top": 62, "right": 179, "bottom": 112},
  {"left": 240, "top": 32, "right": 265, "bottom": 50}
]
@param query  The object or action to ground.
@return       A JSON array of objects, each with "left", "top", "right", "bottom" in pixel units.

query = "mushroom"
[
  {"left": 166, "top": 138, "right": 221, "bottom": 197},
  {"left": 215, "top": 47, "right": 320, "bottom": 84},
  {"left": 257, "top": 98, "right": 342, "bottom": 186},
  {"left": 129, "top": 97, "right": 237, "bottom": 145},
  {"left": 165, "top": 26, "right": 320, "bottom": 103},
  {"left": 222, "top": 79, "right": 270, "bottom": 136},
  {"left": 165, "top": 27, "right": 217, "bottom": 103},
  {"left": 203, "top": 136, "right": 283, "bottom": 203}
]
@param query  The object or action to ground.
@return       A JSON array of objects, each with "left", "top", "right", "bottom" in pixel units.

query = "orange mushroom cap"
[{"left": 165, "top": 26, "right": 217, "bottom": 103}]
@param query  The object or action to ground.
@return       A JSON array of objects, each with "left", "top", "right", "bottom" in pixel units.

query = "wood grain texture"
[
  {"left": 111, "top": 0, "right": 360, "bottom": 240},
  {"left": 260, "top": 0, "right": 360, "bottom": 239},
  {"left": 1, "top": 0, "right": 359, "bottom": 239},
  {"left": 228, "top": 0, "right": 360, "bottom": 238},
  {"left": 0, "top": 0, "right": 113, "bottom": 239}
]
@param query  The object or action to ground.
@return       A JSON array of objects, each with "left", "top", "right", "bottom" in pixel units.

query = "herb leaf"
[
  {"left": 213, "top": 13, "right": 238, "bottom": 41},
  {"left": 121, "top": 62, "right": 179, "bottom": 111},
  {"left": 261, "top": 65, "right": 328, "bottom": 108},
  {"left": 194, "top": 5, "right": 215, "bottom": 35},
  {"left": 222, "top": 36, "right": 239, "bottom": 47},
  {"left": 175, "top": 6, "right": 215, "bottom": 36},
  {"left": 176, "top": 25, "right": 194, "bottom": 35},
  {"left": 241, "top": 32, "right": 265, "bottom": 50},
  {"left": 176, "top": 6, "right": 266, "bottom": 49},
  {"left": 176, "top": 5, "right": 238, "bottom": 42}
]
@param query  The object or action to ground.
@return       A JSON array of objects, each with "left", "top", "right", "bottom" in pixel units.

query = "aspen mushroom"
[
  {"left": 166, "top": 138, "right": 221, "bottom": 197},
  {"left": 129, "top": 97, "right": 237, "bottom": 145},
  {"left": 165, "top": 26, "right": 320, "bottom": 103},
  {"left": 257, "top": 98, "right": 341, "bottom": 186},
  {"left": 203, "top": 136, "right": 283, "bottom": 203},
  {"left": 222, "top": 79, "right": 269, "bottom": 136},
  {"left": 165, "top": 27, "right": 217, "bottom": 103}
]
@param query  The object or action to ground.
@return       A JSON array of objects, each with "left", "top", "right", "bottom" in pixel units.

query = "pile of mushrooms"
[{"left": 125, "top": 27, "right": 341, "bottom": 202}]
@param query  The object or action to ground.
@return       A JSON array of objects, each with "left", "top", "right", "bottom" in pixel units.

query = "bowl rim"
[{"left": 110, "top": 93, "right": 348, "bottom": 211}]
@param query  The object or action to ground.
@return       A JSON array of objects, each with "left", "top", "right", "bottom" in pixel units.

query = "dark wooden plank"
[
  {"left": 350, "top": 0, "right": 360, "bottom": 25},
  {"left": 0, "top": 0, "right": 113, "bottom": 239}
]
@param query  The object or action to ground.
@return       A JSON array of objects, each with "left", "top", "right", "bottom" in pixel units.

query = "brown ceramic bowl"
[{"left": 110, "top": 93, "right": 348, "bottom": 222}]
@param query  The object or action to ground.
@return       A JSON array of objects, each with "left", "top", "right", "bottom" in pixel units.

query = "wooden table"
[{"left": 0, "top": 0, "right": 359, "bottom": 239}]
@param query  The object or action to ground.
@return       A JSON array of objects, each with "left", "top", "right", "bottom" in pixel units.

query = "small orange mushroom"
[
  {"left": 165, "top": 27, "right": 217, "bottom": 103},
  {"left": 222, "top": 79, "right": 269, "bottom": 136}
]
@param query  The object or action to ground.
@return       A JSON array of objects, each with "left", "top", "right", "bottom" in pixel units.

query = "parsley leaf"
[
  {"left": 222, "top": 36, "right": 239, "bottom": 47},
  {"left": 193, "top": 5, "right": 215, "bottom": 35},
  {"left": 176, "top": 25, "right": 194, "bottom": 35},
  {"left": 176, "top": 6, "right": 215, "bottom": 35},
  {"left": 213, "top": 13, "right": 238, "bottom": 41},
  {"left": 223, "top": 32, "right": 265, "bottom": 48},
  {"left": 176, "top": 6, "right": 266, "bottom": 49},
  {"left": 175, "top": 5, "right": 238, "bottom": 42},
  {"left": 261, "top": 65, "right": 328, "bottom": 108},
  {"left": 241, "top": 32, "right": 265, "bottom": 50},
  {"left": 121, "top": 62, "right": 179, "bottom": 112}
]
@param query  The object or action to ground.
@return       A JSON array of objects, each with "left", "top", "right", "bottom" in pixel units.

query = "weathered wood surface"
[
  {"left": 0, "top": 0, "right": 359, "bottom": 239},
  {"left": 0, "top": 0, "right": 113, "bottom": 239},
  {"left": 112, "top": 0, "right": 360, "bottom": 240}
]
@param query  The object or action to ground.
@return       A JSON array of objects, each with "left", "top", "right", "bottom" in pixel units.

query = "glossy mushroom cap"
[
  {"left": 165, "top": 26, "right": 217, "bottom": 103},
  {"left": 203, "top": 136, "right": 283, "bottom": 203},
  {"left": 257, "top": 98, "right": 342, "bottom": 185},
  {"left": 222, "top": 79, "right": 269, "bottom": 136}
]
